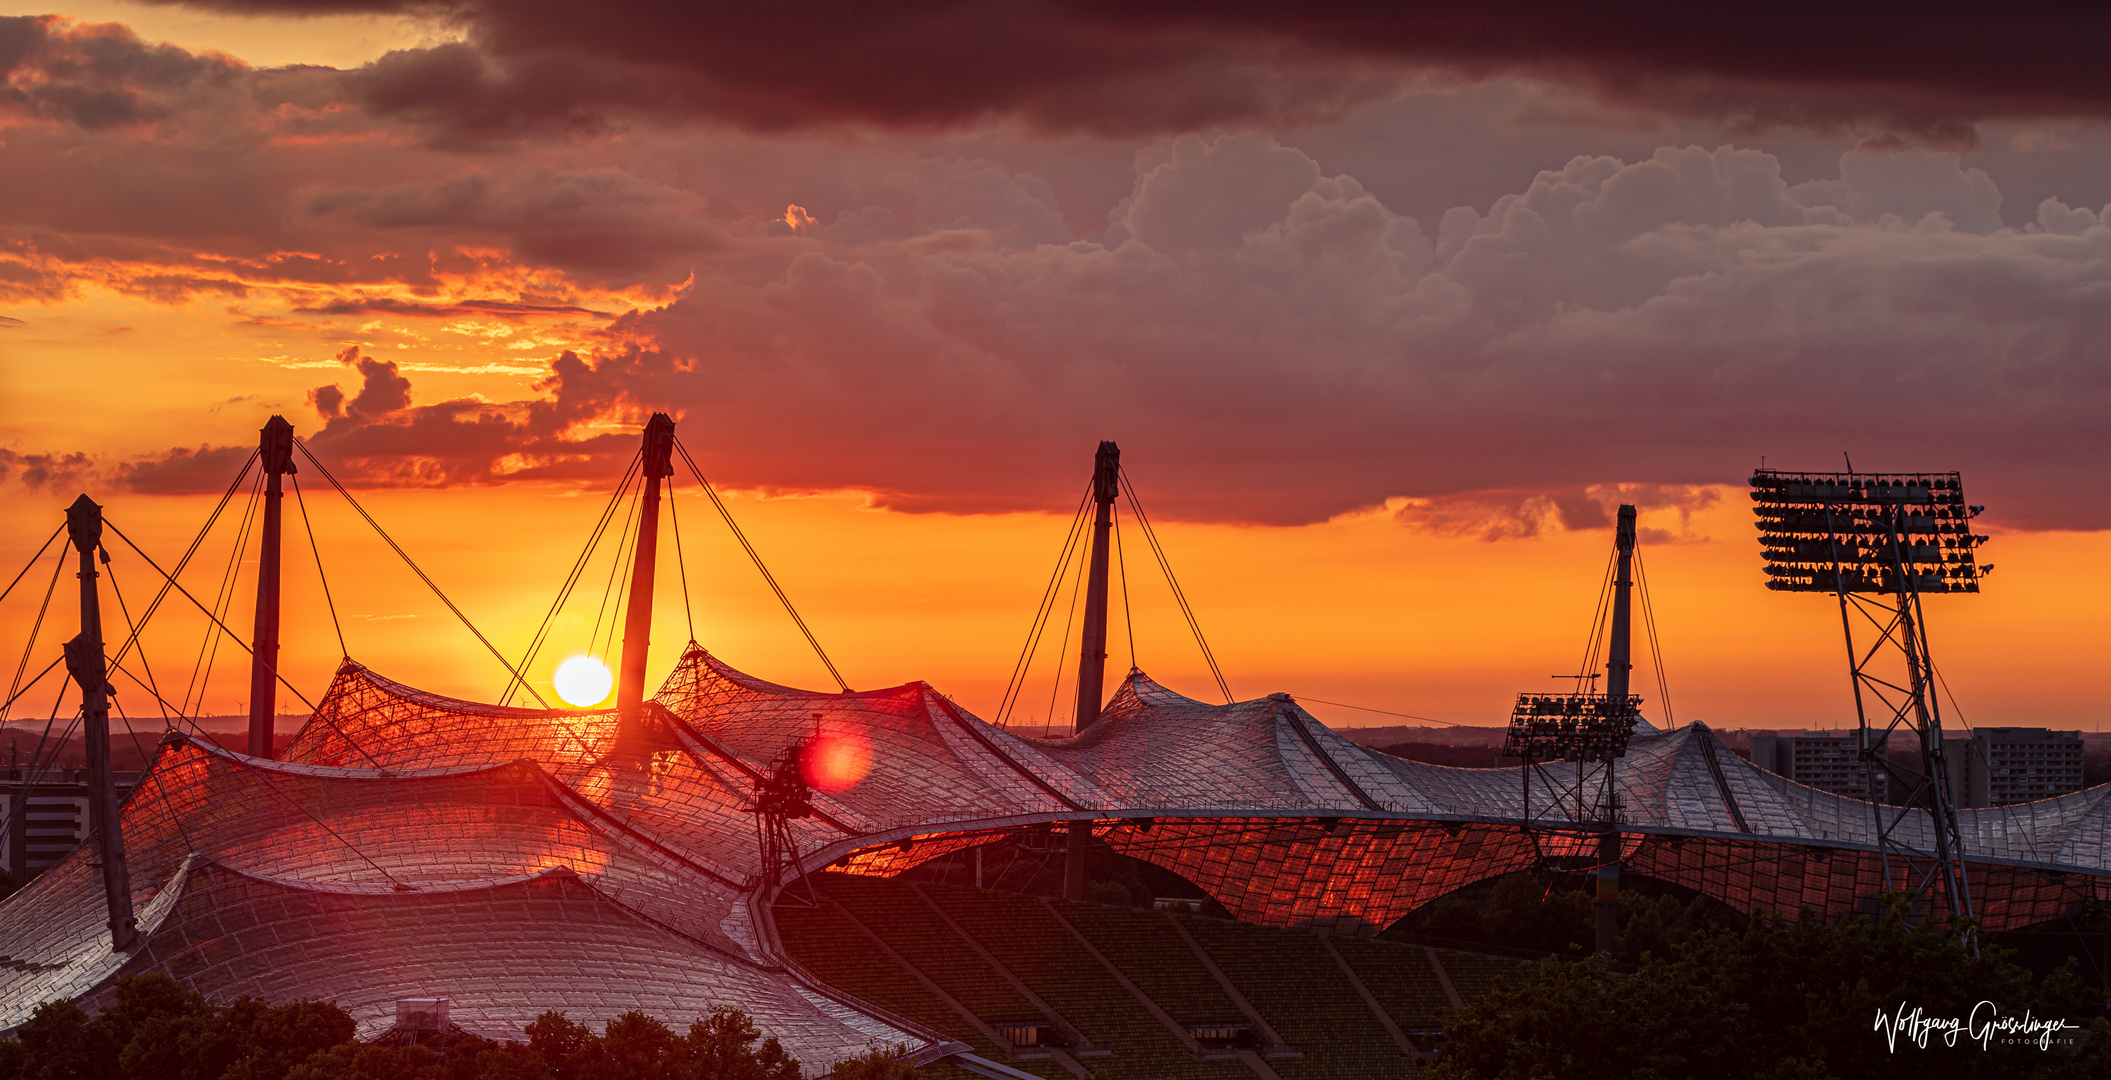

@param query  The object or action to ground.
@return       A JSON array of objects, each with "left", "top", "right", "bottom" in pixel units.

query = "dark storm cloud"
[
  {"left": 146, "top": 2, "right": 2111, "bottom": 139},
  {"left": 115, "top": 443, "right": 252, "bottom": 493},
  {"left": 0, "top": 14, "right": 245, "bottom": 129},
  {"left": 506, "top": 138, "right": 2111, "bottom": 531},
  {"left": 0, "top": 448, "right": 92, "bottom": 490}
]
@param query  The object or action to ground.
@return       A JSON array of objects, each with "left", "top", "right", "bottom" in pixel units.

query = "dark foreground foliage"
[
  {"left": 1434, "top": 899, "right": 2111, "bottom": 1080},
  {"left": 0, "top": 974, "right": 816, "bottom": 1080}
]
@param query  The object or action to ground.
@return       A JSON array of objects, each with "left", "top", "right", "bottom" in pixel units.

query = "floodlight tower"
[
  {"left": 1502, "top": 505, "right": 1644, "bottom": 954},
  {"left": 750, "top": 737, "right": 817, "bottom": 906},
  {"left": 1749, "top": 468, "right": 1989, "bottom": 923}
]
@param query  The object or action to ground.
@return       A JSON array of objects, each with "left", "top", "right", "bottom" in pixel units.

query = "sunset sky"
[{"left": 2, "top": 3, "right": 2107, "bottom": 735}]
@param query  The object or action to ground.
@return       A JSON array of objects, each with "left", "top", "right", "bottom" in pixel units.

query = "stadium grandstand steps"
[
  {"left": 918, "top": 883, "right": 1245, "bottom": 1079},
  {"left": 1328, "top": 939, "right": 1455, "bottom": 1037},
  {"left": 1424, "top": 949, "right": 1517, "bottom": 1004},
  {"left": 781, "top": 873, "right": 1524, "bottom": 1079},
  {"left": 1176, "top": 916, "right": 1424, "bottom": 1080}
]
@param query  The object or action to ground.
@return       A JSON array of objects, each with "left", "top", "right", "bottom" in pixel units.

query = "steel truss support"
[
  {"left": 1504, "top": 505, "right": 1641, "bottom": 955},
  {"left": 1825, "top": 514, "right": 1974, "bottom": 928}
]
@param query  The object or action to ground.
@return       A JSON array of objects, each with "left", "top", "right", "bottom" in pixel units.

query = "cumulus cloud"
[
  {"left": 492, "top": 136, "right": 2107, "bottom": 529},
  {"left": 116, "top": 444, "right": 254, "bottom": 494},
  {"left": 0, "top": 448, "right": 91, "bottom": 491}
]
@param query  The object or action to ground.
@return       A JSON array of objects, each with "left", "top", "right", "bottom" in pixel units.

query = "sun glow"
[
  {"left": 553, "top": 655, "right": 614, "bottom": 708},
  {"left": 801, "top": 730, "right": 873, "bottom": 793}
]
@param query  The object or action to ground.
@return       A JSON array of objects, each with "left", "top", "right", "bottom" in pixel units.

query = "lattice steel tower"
[
  {"left": 1749, "top": 468, "right": 1990, "bottom": 922},
  {"left": 1503, "top": 504, "right": 1644, "bottom": 954}
]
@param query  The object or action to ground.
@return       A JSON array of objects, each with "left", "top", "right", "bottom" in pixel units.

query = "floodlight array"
[
  {"left": 1501, "top": 692, "right": 1642, "bottom": 763},
  {"left": 1749, "top": 470, "right": 1989, "bottom": 594}
]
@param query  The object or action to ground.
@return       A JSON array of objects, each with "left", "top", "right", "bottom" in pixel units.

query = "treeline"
[
  {"left": 0, "top": 975, "right": 915, "bottom": 1080},
  {"left": 1433, "top": 897, "right": 2111, "bottom": 1080}
]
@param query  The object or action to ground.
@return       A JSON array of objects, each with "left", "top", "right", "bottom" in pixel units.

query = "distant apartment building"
[
  {"left": 1749, "top": 735, "right": 1885, "bottom": 802},
  {"left": 1944, "top": 728, "right": 2084, "bottom": 807},
  {"left": 1, "top": 769, "right": 143, "bottom": 882}
]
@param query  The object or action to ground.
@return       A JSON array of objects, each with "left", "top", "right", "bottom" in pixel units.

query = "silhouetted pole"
[
  {"left": 1073, "top": 441, "right": 1120, "bottom": 731},
  {"left": 616, "top": 413, "right": 677, "bottom": 748},
  {"left": 247, "top": 416, "right": 295, "bottom": 759},
  {"left": 63, "top": 495, "right": 136, "bottom": 951},
  {"left": 1596, "top": 504, "right": 1636, "bottom": 955},
  {"left": 1066, "top": 440, "right": 1119, "bottom": 901}
]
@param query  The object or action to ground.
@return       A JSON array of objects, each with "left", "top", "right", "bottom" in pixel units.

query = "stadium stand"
[{"left": 786, "top": 873, "right": 1475, "bottom": 1079}]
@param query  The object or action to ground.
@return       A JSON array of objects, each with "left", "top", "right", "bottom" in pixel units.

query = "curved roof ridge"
[
  {"left": 1123, "top": 669, "right": 1278, "bottom": 711},
  {"left": 671, "top": 644, "right": 921, "bottom": 701},
  {"left": 327, "top": 659, "right": 584, "bottom": 719},
  {"left": 190, "top": 857, "right": 578, "bottom": 896},
  {"left": 169, "top": 729, "right": 537, "bottom": 781}
]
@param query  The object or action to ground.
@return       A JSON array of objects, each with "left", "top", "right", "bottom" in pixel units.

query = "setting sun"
[{"left": 553, "top": 656, "right": 614, "bottom": 708}]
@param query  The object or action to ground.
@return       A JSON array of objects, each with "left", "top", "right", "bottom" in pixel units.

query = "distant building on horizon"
[
  {"left": 1750, "top": 734, "right": 1885, "bottom": 802},
  {"left": 1946, "top": 728, "right": 2084, "bottom": 807},
  {"left": 1, "top": 769, "right": 144, "bottom": 882}
]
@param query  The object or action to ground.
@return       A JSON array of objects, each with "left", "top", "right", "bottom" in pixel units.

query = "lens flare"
[
  {"left": 801, "top": 731, "right": 872, "bottom": 793},
  {"left": 553, "top": 656, "right": 613, "bottom": 708}
]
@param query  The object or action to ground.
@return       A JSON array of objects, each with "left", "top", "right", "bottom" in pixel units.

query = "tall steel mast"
[
  {"left": 615, "top": 413, "right": 677, "bottom": 749},
  {"left": 1065, "top": 440, "right": 1119, "bottom": 900},
  {"left": 246, "top": 415, "right": 295, "bottom": 759},
  {"left": 62, "top": 495, "right": 136, "bottom": 950}
]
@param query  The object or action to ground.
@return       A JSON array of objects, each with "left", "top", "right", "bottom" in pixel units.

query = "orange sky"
[
  {"left": 4, "top": 451, "right": 2106, "bottom": 734},
  {"left": 4, "top": 5, "right": 2109, "bottom": 737}
]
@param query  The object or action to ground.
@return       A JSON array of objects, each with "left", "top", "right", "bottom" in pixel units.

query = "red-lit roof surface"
[{"left": 3, "top": 642, "right": 2107, "bottom": 1068}]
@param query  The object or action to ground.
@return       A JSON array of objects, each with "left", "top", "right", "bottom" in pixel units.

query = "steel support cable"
[
  {"left": 3, "top": 544, "right": 65, "bottom": 726},
  {"left": 118, "top": 666, "right": 402, "bottom": 886},
  {"left": 290, "top": 474, "right": 348, "bottom": 660},
  {"left": 97, "top": 652, "right": 411, "bottom": 889},
  {"left": 0, "top": 523, "right": 64, "bottom": 608},
  {"left": 1293, "top": 697, "right": 1465, "bottom": 727},
  {"left": 100, "top": 521, "right": 392, "bottom": 770},
  {"left": 1575, "top": 548, "right": 1617, "bottom": 689},
  {"left": 1045, "top": 524, "right": 1092, "bottom": 728},
  {"left": 0, "top": 678, "right": 77, "bottom": 850},
  {"left": 0, "top": 657, "right": 63, "bottom": 718},
  {"left": 501, "top": 451, "right": 642, "bottom": 706},
  {"left": 106, "top": 695, "right": 157, "bottom": 787},
  {"left": 106, "top": 449, "right": 260, "bottom": 679},
  {"left": 590, "top": 484, "right": 645, "bottom": 664},
  {"left": 1117, "top": 470, "right": 1232, "bottom": 704},
  {"left": 1634, "top": 547, "right": 1675, "bottom": 727},
  {"left": 996, "top": 484, "right": 1092, "bottom": 727},
  {"left": 671, "top": 438, "right": 849, "bottom": 692},
  {"left": 1113, "top": 506, "right": 1137, "bottom": 671},
  {"left": 179, "top": 471, "right": 261, "bottom": 718},
  {"left": 292, "top": 440, "right": 549, "bottom": 708},
  {"left": 104, "top": 560, "right": 175, "bottom": 751},
  {"left": 667, "top": 472, "right": 696, "bottom": 641}
]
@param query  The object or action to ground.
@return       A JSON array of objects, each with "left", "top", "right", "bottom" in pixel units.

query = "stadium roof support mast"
[
  {"left": 616, "top": 413, "right": 677, "bottom": 749},
  {"left": 1750, "top": 468, "right": 1989, "bottom": 927},
  {"left": 246, "top": 416, "right": 295, "bottom": 759},
  {"left": 1065, "top": 440, "right": 1119, "bottom": 902},
  {"left": 62, "top": 495, "right": 137, "bottom": 951},
  {"left": 1073, "top": 440, "right": 1120, "bottom": 732},
  {"left": 1595, "top": 505, "right": 1636, "bottom": 956},
  {"left": 1503, "top": 504, "right": 1643, "bottom": 955}
]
